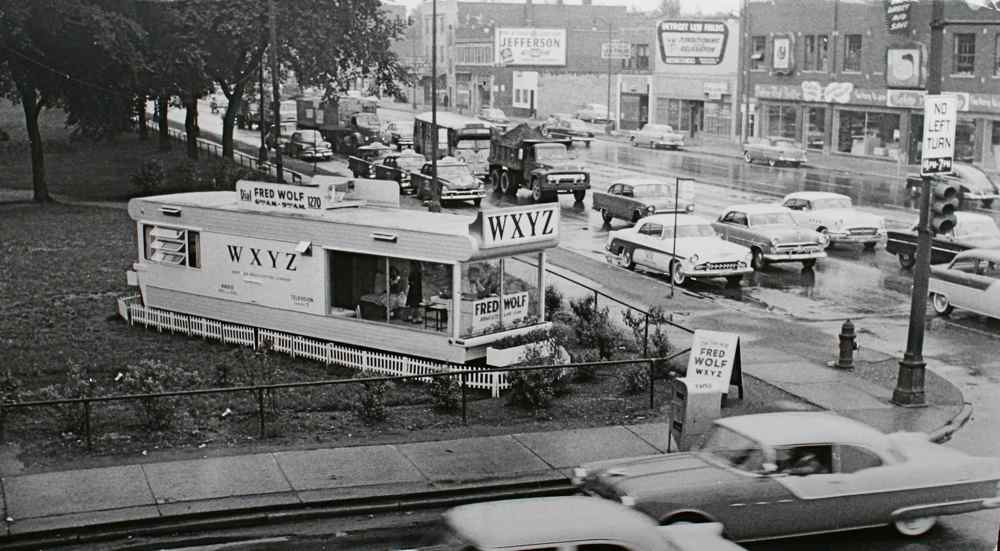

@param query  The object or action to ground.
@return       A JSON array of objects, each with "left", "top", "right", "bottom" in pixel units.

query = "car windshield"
[
  {"left": 355, "top": 113, "right": 380, "bottom": 128},
  {"left": 749, "top": 212, "right": 796, "bottom": 226},
  {"left": 535, "top": 143, "right": 569, "bottom": 162},
  {"left": 437, "top": 165, "right": 476, "bottom": 184},
  {"left": 772, "top": 138, "right": 799, "bottom": 148},
  {"left": 698, "top": 425, "right": 768, "bottom": 473},
  {"left": 297, "top": 131, "right": 323, "bottom": 142},
  {"left": 632, "top": 184, "right": 671, "bottom": 198},
  {"left": 391, "top": 121, "right": 413, "bottom": 136},
  {"left": 955, "top": 219, "right": 1000, "bottom": 239},
  {"left": 457, "top": 138, "right": 491, "bottom": 150},
  {"left": 482, "top": 108, "right": 505, "bottom": 119},
  {"left": 663, "top": 223, "right": 717, "bottom": 239},
  {"left": 397, "top": 154, "right": 425, "bottom": 170},
  {"left": 811, "top": 197, "right": 853, "bottom": 210}
]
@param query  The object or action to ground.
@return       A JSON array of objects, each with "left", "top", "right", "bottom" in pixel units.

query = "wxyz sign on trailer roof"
[{"left": 478, "top": 205, "right": 559, "bottom": 249}]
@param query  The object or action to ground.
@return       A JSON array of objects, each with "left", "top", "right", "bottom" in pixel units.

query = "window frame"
[
  {"left": 144, "top": 224, "right": 200, "bottom": 268},
  {"left": 803, "top": 35, "right": 817, "bottom": 71},
  {"left": 843, "top": 34, "right": 863, "bottom": 73},
  {"left": 994, "top": 33, "right": 1000, "bottom": 76},
  {"left": 953, "top": 33, "right": 976, "bottom": 75},
  {"left": 750, "top": 35, "right": 767, "bottom": 70}
]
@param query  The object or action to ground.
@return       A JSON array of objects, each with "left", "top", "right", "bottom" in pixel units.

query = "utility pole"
[
  {"left": 269, "top": 0, "right": 283, "bottom": 183},
  {"left": 606, "top": 21, "right": 613, "bottom": 132},
  {"left": 258, "top": 44, "right": 267, "bottom": 163},
  {"left": 738, "top": 0, "right": 749, "bottom": 142},
  {"left": 892, "top": 0, "right": 944, "bottom": 406},
  {"left": 428, "top": 0, "right": 441, "bottom": 212}
]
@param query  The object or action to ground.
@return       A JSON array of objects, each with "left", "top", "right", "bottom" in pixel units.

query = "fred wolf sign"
[
  {"left": 237, "top": 180, "right": 328, "bottom": 212},
  {"left": 473, "top": 205, "right": 560, "bottom": 249},
  {"left": 686, "top": 330, "right": 743, "bottom": 397},
  {"left": 921, "top": 95, "right": 958, "bottom": 176}
]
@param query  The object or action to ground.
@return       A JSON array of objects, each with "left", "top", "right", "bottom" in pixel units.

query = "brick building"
[
  {"left": 744, "top": 0, "right": 1000, "bottom": 169},
  {"left": 411, "top": 0, "right": 654, "bottom": 128}
]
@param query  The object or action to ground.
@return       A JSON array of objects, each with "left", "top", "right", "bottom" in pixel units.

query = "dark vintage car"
[
  {"left": 371, "top": 149, "right": 426, "bottom": 194},
  {"left": 412, "top": 156, "right": 486, "bottom": 206},
  {"left": 712, "top": 204, "right": 828, "bottom": 270},
  {"left": 905, "top": 164, "right": 1000, "bottom": 209},
  {"left": 347, "top": 141, "right": 392, "bottom": 178},
  {"left": 544, "top": 117, "right": 595, "bottom": 147},
  {"left": 885, "top": 211, "right": 1000, "bottom": 268},
  {"left": 284, "top": 129, "right": 333, "bottom": 161},
  {"left": 743, "top": 136, "right": 808, "bottom": 167},
  {"left": 574, "top": 411, "right": 998, "bottom": 543},
  {"left": 380, "top": 120, "right": 414, "bottom": 150},
  {"left": 592, "top": 178, "right": 695, "bottom": 224}
]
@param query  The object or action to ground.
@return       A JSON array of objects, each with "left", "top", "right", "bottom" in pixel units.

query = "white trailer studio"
[{"left": 118, "top": 178, "right": 559, "bottom": 391}]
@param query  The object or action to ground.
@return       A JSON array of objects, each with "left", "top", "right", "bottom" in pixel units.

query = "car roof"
[
  {"left": 784, "top": 191, "right": 850, "bottom": 201},
  {"left": 642, "top": 213, "right": 709, "bottom": 226},
  {"left": 723, "top": 203, "right": 791, "bottom": 215},
  {"left": 445, "top": 497, "right": 667, "bottom": 549},
  {"left": 716, "top": 412, "right": 888, "bottom": 449},
  {"left": 953, "top": 248, "right": 1000, "bottom": 262}
]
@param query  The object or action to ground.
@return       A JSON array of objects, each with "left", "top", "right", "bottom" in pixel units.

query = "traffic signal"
[{"left": 930, "top": 178, "right": 958, "bottom": 234}]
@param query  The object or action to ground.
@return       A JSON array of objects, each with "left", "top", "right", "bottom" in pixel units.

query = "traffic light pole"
[{"left": 892, "top": 0, "right": 943, "bottom": 406}]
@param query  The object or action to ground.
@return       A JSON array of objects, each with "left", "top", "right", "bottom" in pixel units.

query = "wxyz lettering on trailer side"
[
  {"left": 485, "top": 209, "right": 556, "bottom": 244},
  {"left": 226, "top": 245, "right": 298, "bottom": 271}
]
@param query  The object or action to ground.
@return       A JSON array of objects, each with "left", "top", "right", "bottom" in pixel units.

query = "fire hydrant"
[{"left": 835, "top": 319, "right": 859, "bottom": 369}]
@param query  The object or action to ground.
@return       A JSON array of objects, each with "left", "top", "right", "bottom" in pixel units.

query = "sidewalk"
[{"left": 0, "top": 246, "right": 966, "bottom": 543}]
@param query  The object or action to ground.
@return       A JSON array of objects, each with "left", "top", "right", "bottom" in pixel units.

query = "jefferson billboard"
[
  {"left": 658, "top": 20, "right": 729, "bottom": 65},
  {"left": 496, "top": 28, "right": 566, "bottom": 66}
]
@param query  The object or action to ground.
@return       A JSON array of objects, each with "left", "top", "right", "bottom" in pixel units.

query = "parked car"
[
  {"left": 574, "top": 410, "right": 998, "bottom": 542},
  {"left": 605, "top": 213, "right": 753, "bottom": 286},
  {"left": 592, "top": 178, "right": 695, "bottom": 225},
  {"left": 413, "top": 156, "right": 486, "bottom": 206},
  {"left": 408, "top": 497, "right": 746, "bottom": 551},
  {"left": 631, "top": 123, "right": 685, "bottom": 150},
  {"left": 284, "top": 129, "right": 333, "bottom": 161},
  {"left": 263, "top": 122, "right": 297, "bottom": 152},
  {"left": 906, "top": 164, "right": 1000, "bottom": 209},
  {"left": 477, "top": 107, "right": 510, "bottom": 131},
  {"left": 886, "top": 211, "right": 1000, "bottom": 268},
  {"left": 347, "top": 141, "right": 393, "bottom": 178},
  {"left": 781, "top": 191, "right": 887, "bottom": 249},
  {"left": 712, "top": 204, "right": 828, "bottom": 269},
  {"left": 575, "top": 102, "right": 610, "bottom": 123},
  {"left": 544, "top": 117, "right": 595, "bottom": 147},
  {"left": 372, "top": 148, "right": 426, "bottom": 194},
  {"left": 380, "top": 120, "right": 414, "bottom": 150},
  {"left": 743, "top": 136, "right": 808, "bottom": 167},
  {"left": 930, "top": 248, "right": 1000, "bottom": 319}
]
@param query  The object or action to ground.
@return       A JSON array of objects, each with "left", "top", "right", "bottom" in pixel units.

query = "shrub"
[
  {"left": 622, "top": 307, "right": 674, "bottom": 378},
  {"left": 571, "top": 348, "right": 602, "bottom": 383},
  {"left": 354, "top": 375, "right": 392, "bottom": 423},
  {"left": 130, "top": 159, "right": 167, "bottom": 196},
  {"left": 33, "top": 361, "right": 99, "bottom": 434},
  {"left": 428, "top": 374, "right": 461, "bottom": 413},
  {"left": 619, "top": 364, "right": 651, "bottom": 395},
  {"left": 166, "top": 159, "right": 210, "bottom": 191},
  {"left": 544, "top": 285, "right": 563, "bottom": 320},
  {"left": 568, "top": 296, "right": 624, "bottom": 359},
  {"left": 505, "top": 340, "right": 569, "bottom": 409},
  {"left": 116, "top": 359, "right": 201, "bottom": 431}
]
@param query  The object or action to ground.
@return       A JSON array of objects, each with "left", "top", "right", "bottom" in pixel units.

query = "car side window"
[
  {"left": 784, "top": 199, "right": 804, "bottom": 211},
  {"left": 836, "top": 444, "right": 884, "bottom": 474},
  {"left": 950, "top": 258, "right": 980, "bottom": 274},
  {"left": 638, "top": 223, "right": 663, "bottom": 236},
  {"left": 775, "top": 444, "right": 834, "bottom": 476},
  {"left": 608, "top": 184, "right": 621, "bottom": 194},
  {"left": 730, "top": 212, "right": 748, "bottom": 226},
  {"left": 721, "top": 211, "right": 737, "bottom": 224},
  {"left": 621, "top": 186, "right": 634, "bottom": 197},
  {"left": 981, "top": 261, "right": 1000, "bottom": 279}
]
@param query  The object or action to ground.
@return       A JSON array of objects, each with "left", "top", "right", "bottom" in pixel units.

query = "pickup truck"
[
  {"left": 592, "top": 177, "right": 694, "bottom": 224},
  {"left": 885, "top": 211, "right": 1000, "bottom": 268}
]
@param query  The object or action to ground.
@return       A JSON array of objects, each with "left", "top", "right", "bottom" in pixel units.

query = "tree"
[
  {"left": 0, "top": 0, "right": 146, "bottom": 202},
  {"left": 652, "top": 0, "right": 682, "bottom": 18}
]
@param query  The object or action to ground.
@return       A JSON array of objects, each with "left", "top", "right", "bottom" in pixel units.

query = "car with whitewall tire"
[
  {"left": 781, "top": 191, "right": 887, "bottom": 249},
  {"left": 712, "top": 204, "right": 828, "bottom": 270},
  {"left": 929, "top": 248, "right": 1000, "bottom": 320}
]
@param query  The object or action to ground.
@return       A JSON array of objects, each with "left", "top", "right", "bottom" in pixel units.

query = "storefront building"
[
  {"left": 746, "top": 0, "right": 1000, "bottom": 170},
  {"left": 651, "top": 18, "right": 740, "bottom": 142}
]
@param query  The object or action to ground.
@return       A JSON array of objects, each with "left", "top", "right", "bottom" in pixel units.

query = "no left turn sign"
[{"left": 921, "top": 94, "right": 957, "bottom": 176}]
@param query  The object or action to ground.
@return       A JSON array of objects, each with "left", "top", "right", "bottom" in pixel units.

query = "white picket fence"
[{"left": 117, "top": 295, "right": 508, "bottom": 396}]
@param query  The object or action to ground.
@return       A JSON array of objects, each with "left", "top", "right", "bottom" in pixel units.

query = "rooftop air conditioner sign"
[
  {"left": 496, "top": 28, "right": 566, "bottom": 66},
  {"left": 658, "top": 20, "right": 729, "bottom": 65}
]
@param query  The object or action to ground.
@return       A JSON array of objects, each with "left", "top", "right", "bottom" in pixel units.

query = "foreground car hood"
[
  {"left": 813, "top": 208, "right": 883, "bottom": 229},
  {"left": 583, "top": 452, "right": 742, "bottom": 495}
]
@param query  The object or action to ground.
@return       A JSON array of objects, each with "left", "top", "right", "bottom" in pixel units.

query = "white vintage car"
[
  {"left": 930, "top": 248, "right": 1000, "bottom": 320},
  {"left": 605, "top": 213, "right": 753, "bottom": 286},
  {"left": 631, "top": 123, "right": 685, "bottom": 150},
  {"left": 781, "top": 191, "right": 887, "bottom": 249}
]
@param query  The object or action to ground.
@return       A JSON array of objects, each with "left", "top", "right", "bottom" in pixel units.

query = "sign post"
[
  {"left": 920, "top": 94, "right": 957, "bottom": 175},
  {"left": 601, "top": 40, "right": 632, "bottom": 60}
]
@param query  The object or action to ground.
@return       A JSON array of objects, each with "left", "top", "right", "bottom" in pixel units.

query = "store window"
[
  {"left": 751, "top": 36, "right": 767, "bottom": 70},
  {"left": 954, "top": 33, "right": 976, "bottom": 75},
  {"left": 766, "top": 104, "right": 798, "bottom": 139},
  {"left": 460, "top": 259, "right": 540, "bottom": 338},
  {"left": 806, "top": 107, "right": 825, "bottom": 150},
  {"left": 992, "top": 121, "right": 1000, "bottom": 170},
  {"left": 703, "top": 101, "right": 732, "bottom": 137},
  {"left": 656, "top": 98, "right": 696, "bottom": 133},
  {"left": 995, "top": 34, "right": 1000, "bottom": 76},
  {"left": 955, "top": 118, "right": 976, "bottom": 163},
  {"left": 843, "top": 34, "right": 862, "bottom": 72},
  {"left": 328, "top": 251, "right": 453, "bottom": 333},
  {"left": 836, "top": 110, "right": 901, "bottom": 159}
]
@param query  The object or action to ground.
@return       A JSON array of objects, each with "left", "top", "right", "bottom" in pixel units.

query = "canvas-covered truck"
[
  {"left": 296, "top": 95, "right": 380, "bottom": 155},
  {"left": 488, "top": 123, "right": 590, "bottom": 203}
]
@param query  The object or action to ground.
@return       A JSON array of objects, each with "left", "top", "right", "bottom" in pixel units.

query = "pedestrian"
[{"left": 406, "top": 260, "right": 423, "bottom": 323}]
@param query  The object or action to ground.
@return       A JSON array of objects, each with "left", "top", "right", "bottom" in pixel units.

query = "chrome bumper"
[
  {"left": 828, "top": 232, "right": 887, "bottom": 243},
  {"left": 763, "top": 251, "right": 827, "bottom": 262},
  {"left": 441, "top": 189, "right": 487, "bottom": 201}
]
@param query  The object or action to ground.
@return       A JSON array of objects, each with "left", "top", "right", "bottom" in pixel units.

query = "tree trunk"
[
  {"left": 19, "top": 85, "right": 50, "bottom": 203},
  {"left": 137, "top": 95, "right": 148, "bottom": 141},
  {"left": 184, "top": 93, "right": 199, "bottom": 160},
  {"left": 221, "top": 81, "right": 245, "bottom": 159},
  {"left": 157, "top": 95, "right": 170, "bottom": 151}
]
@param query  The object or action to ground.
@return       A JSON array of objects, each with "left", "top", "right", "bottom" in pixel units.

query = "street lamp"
[
  {"left": 427, "top": 0, "right": 441, "bottom": 212},
  {"left": 593, "top": 17, "right": 614, "bottom": 132}
]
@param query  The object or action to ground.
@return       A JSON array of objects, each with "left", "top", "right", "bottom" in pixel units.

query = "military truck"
[
  {"left": 296, "top": 95, "right": 380, "bottom": 155},
  {"left": 488, "top": 123, "right": 590, "bottom": 203}
]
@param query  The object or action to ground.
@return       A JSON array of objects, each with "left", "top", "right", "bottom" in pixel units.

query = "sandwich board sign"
[
  {"left": 921, "top": 94, "right": 957, "bottom": 176},
  {"left": 687, "top": 330, "right": 743, "bottom": 399}
]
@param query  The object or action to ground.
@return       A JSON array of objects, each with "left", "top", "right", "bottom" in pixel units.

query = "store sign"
[
  {"left": 921, "top": 94, "right": 958, "bottom": 175},
  {"left": 970, "top": 93, "right": 1000, "bottom": 114},
  {"left": 761, "top": 82, "right": 879, "bottom": 105},
  {"left": 886, "top": 47, "right": 922, "bottom": 88},
  {"left": 687, "top": 330, "right": 741, "bottom": 392},
  {"left": 237, "top": 180, "right": 329, "bottom": 212},
  {"left": 473, "top": 204, "right": 560, "bottom": 249},
  {"left": 471, "top": 292, "right": 529, "bottom": 332},
  {"left": 755, "top": 84, "right": 802, "bottom": 101},
  {"left": 602, "top": 40, "right": 632, "bottom": 60},
  {"left": 772, "top": 36, "right": 793, "bottom": 74},
  {"left": 887, "top": 88, "right": 926, "bottom": 109},
  {"left": 658, "top": 20, "right": 729, "bottom": 65},
  {"left": 495, "top": 28, "right": 566, "bottom": 66},
  {"left": 703, "top": 81, "right": 728, "bottom": 100},
  {"left": 885, "top": 0, "right": 914, "bottom": 33}
]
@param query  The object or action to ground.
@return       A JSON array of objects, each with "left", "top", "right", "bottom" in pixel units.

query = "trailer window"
[
  {"left": 143, "top": 224, "right": 200, "bottom": 268},
  {"left": 460, "top": 258, "right": 541, "bottom": 338}
]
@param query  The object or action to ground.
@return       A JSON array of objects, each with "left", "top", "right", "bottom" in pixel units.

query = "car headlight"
[
  {"left": 619, "top": 495, "right": 636, "bottom": 507},
  {"left": 689, "top": 254, "right": 699, "bottom": 264},
  {"left": 771, "top": 237, "right": 781, "bottom": 247},
  {"left": 818, "top": 233, "right": 830, "bottom": 246},
  {"left": 572, "top": 467, "right": 588, "bottom": 484},
  {"left": 685, "top": 204, "right": 695, "bottom": 212},
  {"left": 646, "top": 205, "right": 656, "bottom": 214}
]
